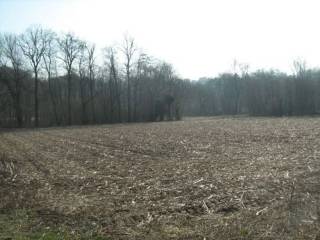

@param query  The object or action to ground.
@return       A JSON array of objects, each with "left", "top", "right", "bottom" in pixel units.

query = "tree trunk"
[
  {"left": 14, "top": 95, "right": 23, "bottom": 127},
  {"left": 89, "top": 72, "right": 96, "bottom": 123},
  {"left": 48, "top": 73, "right": 60, "bottom": 125},
  {"left": 109, "top": 76, "right": 115, "bottom": 123},
  {"left": 80, "top": 78, "right": 88, "bottom": 125},
  {"left": 133, "top": 78, "right": 138, "bottom": 122},
  {"left": 34, "top": 70, "right": 39, "bottom": 127},
  {"left": 67, "top": 71, "right": 72, "bottom": 125},
  {"left": 127, "top": 69, "right": 131, "bottom": 122},
  {"left": 112, "top": 65, "right": 121, "bottom": 123}
]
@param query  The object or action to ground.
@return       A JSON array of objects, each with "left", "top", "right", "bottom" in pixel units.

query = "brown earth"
[{"left": 0, "top": 117, "right": 320, "bottom": 239}]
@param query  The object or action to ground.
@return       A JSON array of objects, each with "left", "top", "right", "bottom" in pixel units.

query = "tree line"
[
  {"left": 0, "top": 26, "right": 183, "bottom": 127},
  {"left": 184, "top": 60, "right": 320, "bottom": 117},
  {"left": 0, "top": 27, "right": 319, "bottom": 127}
]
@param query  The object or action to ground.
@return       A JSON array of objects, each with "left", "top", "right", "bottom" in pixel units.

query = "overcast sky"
[{"left": 1, "top": 0, "right": 320, "bottom": 79}]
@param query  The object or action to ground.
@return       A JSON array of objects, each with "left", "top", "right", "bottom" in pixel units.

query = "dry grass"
[{"left": 0, "top": 117, "right": 319, "bottom": 239}]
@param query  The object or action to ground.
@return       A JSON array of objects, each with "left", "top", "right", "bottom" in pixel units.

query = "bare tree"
[
  {"left": 105, "top": 47, "right": 121, "bottom": 122},
  {"left": 121, "top": 34, "right": 136, "bottom": 122},
  {"left": 293, "top": 59, "right": 315, "bottom": 115},
  {"left": 58, "top": 33, "right": 82, "bottom": 125},
  {"left": 133, "top": 52, "right": 148, "bottom": 121},
  {"left": 42, "top": 30, "right": 61, "bottom": 125},
  {"left": 78, "top": 42, "right": 89, "bottom": 124},
  {"left": 238, "top": 62, "right": 249, "bottom": 113},
  {"left": 0, "top": 36, "right": 3, "bottom": 64},
  {"left": 231, "top": 60, "right": 242, "bottom": 114},
  {"left": 1, "top": 34, "right": 24, "bottom": 127},
  {"left": 87, "top": 44, "right": 96, "bottom": 122},
  {"left": 19, "top": 26, "right": 48, "bottom": 127},
  {"left": 0, "top": 36, "right": 3, "bottom": 70}
]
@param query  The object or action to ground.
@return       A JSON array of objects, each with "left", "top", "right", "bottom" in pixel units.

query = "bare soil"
[{"left": 0, "top": 117, "right": 320, "bottom": 239}]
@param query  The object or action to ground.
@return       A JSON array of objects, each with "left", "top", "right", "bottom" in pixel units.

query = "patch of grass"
[
  {"left": 239, "top": 227, "right": 249, "bottom": 237},
  {"left": 0, "top": 209, "right": 109, "bottom": 240}
]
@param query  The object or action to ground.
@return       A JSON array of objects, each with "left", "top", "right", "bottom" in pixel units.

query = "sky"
[{"left": 1, "top": 0, "right": 320, "bottom": 79}]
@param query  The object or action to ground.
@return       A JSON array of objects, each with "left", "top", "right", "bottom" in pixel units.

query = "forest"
[{"left": 0, "top": 26, "right": 319, "bottom": 127}]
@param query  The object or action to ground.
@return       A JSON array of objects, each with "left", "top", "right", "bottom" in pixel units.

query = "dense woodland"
[{"left": 0, "top": 26, "right": 320, "bottom": 127}]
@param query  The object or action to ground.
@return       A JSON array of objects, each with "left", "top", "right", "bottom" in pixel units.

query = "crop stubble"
[{"left": 0, "top": 117, "right": 319, "bottom": 239}]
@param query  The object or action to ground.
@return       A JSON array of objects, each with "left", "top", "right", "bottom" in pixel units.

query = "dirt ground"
[{"left": 0, "top": 117, "right": 319, "bottom": 239}]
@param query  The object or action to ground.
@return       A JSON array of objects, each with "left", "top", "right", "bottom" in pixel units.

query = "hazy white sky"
[{"left": 1, "top": 0, "right": 320, "bottom": 79}]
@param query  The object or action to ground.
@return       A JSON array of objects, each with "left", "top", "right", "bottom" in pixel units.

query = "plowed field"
[{"left": 0, "top": 117, "right": 319, "bottom": 239}]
